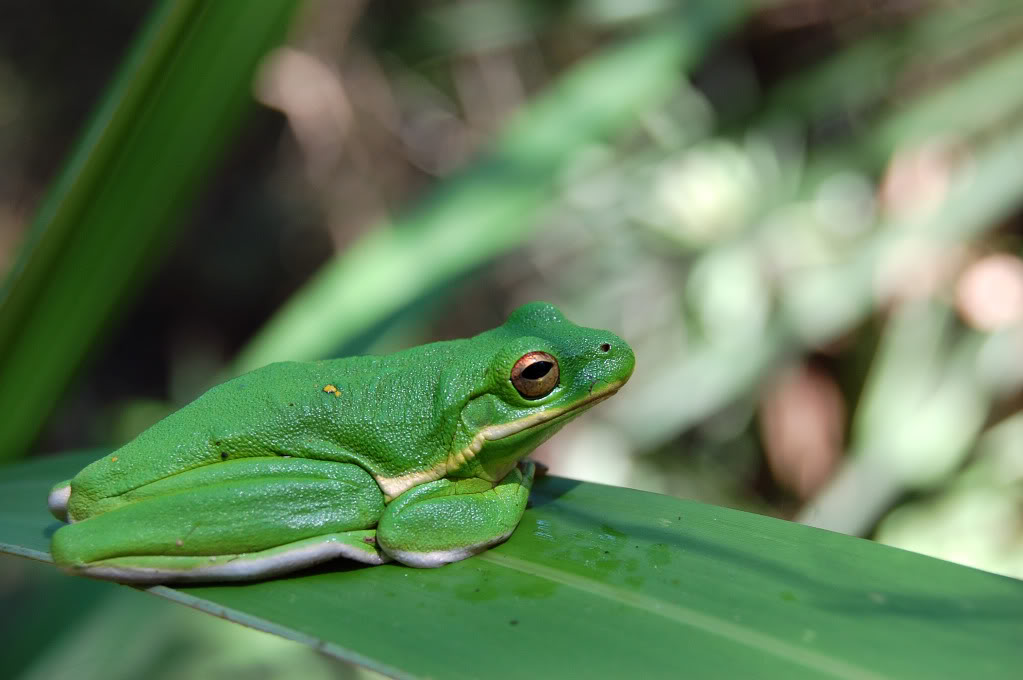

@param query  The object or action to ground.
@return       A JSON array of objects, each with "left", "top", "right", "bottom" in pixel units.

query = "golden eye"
[{"left": 510, "top": 352, "right": 559, "bottom": 400}]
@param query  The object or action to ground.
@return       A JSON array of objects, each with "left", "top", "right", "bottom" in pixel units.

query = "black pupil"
[
  {"left": 521, "top": 361, "right": 553, "bottom": 380},
  {"left": 600, "top": 343, "right": 611, "bottom": 352}
]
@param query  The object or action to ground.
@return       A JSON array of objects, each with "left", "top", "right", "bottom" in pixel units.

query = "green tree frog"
[{"left": 47, "top": 302, "right": 634, "bottom": 583}]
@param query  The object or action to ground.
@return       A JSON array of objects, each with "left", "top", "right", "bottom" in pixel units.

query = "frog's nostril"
[{"left": 599, "top": 343, "right": 611, "bottom": 353}]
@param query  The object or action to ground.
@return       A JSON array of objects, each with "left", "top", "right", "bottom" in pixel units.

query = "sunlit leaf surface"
[{"left": 3, "top": 452, "right": 1020, "bottom": 679}]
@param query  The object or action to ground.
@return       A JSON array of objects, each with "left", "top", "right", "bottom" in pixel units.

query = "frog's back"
[
  {"left": 66, "top": 359, "right": 372, "bottom": 515},
  {"left": 64, "top": 351, "right": 465, "bottom": 519}
]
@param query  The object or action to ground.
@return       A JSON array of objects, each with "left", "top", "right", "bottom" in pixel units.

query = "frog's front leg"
[
  {"left": 50, "top": 458, "right": 391, "bottom": 583},
  {"left": 377, "top": 461, "right": 535, "bottom": 567}
]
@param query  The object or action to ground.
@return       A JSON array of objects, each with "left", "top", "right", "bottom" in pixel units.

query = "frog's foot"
[
  {"left": 65, "top": 530, "right": 390, "bottom": 584},
  {"left": 377, "top": 462, "right": 535, "bottom": 568}
]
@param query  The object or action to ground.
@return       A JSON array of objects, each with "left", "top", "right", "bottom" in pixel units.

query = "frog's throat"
[{"left": 375, "top": 381, "right": 624, "bottom": 501}]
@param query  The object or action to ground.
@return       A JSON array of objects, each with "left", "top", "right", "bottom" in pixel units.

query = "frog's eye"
[{"left": 511, "top": 351, "right": 559, "bottom": 399}]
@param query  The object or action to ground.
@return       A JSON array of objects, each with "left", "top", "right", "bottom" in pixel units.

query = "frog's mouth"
[{"left": 478, "top": 379, "right": 625, "bottom": 442}]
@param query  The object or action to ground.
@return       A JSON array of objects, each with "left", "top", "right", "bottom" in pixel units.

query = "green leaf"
[
  {"left": 0, "top": 0, "right": 300, "bottom": 461},
  {"left": 4, "top": 452, "right": 1021, "bottom": 679}
]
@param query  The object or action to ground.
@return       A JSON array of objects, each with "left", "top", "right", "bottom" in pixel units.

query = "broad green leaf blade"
[
  {"left": 0, "top": 0, "right": 300, "bottom": 461},
  {"left": 3, "top": 453, "right": 1021, "bottom": 679},
  {"left": 233, "top": 2, "right": 752, "bottom": 373}
]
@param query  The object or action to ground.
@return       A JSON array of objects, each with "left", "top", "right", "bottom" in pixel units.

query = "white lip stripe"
[
  {"left": 375, "top": 383, "right": 622, "bottom": 500},
  {"left": 480, "top": 390, "right": 616, "bottom": 440}
]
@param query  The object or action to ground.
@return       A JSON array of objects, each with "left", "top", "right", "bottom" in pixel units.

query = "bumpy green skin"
[{"left": 48, "top": 302, "right": 634, "bottom": 582}]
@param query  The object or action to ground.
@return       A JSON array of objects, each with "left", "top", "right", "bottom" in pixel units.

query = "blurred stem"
[
  {"left": 797, "top": 303, "right": 992, "bottom": 534},
  {"left": 795, "top": 451, "right": 903, "bottom": 536}
]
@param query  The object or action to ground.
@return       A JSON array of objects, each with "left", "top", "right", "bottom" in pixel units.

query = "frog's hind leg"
[
  {"left": 75, "top": 530, "right": 390, "bottom": 584},
  {"left": 50, "top": 458, "right": 389, "bottom": 583}
]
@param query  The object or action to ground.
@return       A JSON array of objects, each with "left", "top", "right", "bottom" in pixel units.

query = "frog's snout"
[
  {"left": 595, "top": 333, "right": 635, "bottom": 384},
  {"left": 48, "top": 481, "right": 72, "bottom": 522}
]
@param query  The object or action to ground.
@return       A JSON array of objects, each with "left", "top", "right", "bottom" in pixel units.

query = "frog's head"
[{"left": 455, "top": 302, "right": 635, "bottom": 482}]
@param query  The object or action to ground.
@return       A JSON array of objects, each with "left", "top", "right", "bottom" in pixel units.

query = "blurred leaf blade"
[
  {"left": 234, "top": 2, "right": 752, "bottom": 373},
  {"left": 4, "top": 452, "right": 1022, "bottom": 679},
  {"left": 0, "top": 0, "right": 300, "bottom": 461}
]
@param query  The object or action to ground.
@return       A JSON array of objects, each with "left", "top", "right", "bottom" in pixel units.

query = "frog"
[{"left": 46, "top": 302, "right": 635, "bottom": 583}]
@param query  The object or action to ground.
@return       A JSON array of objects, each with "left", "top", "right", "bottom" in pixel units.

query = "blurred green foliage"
[
  {"left": 0, "top": 0, "right": 300, "bottom": 461},
  {"left": 3, "top": 0, "right": 1023, "bottom": 677}
]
